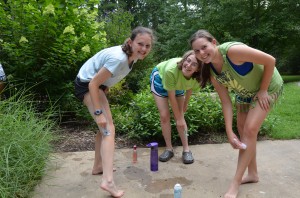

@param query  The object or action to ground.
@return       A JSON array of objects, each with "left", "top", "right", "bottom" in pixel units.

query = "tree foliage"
[
  {"left": 97, "top": 0, "right": 134, "bottom": 46},
  {"left": 0, "top": 0, "right": 299, "bottom": 123}
]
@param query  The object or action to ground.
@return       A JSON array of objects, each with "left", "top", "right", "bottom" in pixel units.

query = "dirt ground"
[
  {"left": 52, "top": 121, "right": 269, "bottom": 153},
  {"left": 52, "top": 122, "right": 139, "bottom": 152}
]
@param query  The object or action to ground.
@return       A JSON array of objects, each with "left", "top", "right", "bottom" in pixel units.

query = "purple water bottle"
[{"left": 147, "top": 142, "right": 158, "bottom": 171}]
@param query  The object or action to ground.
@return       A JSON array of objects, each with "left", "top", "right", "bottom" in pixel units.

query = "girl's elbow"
[
  {"left": 272, "top": 56, "right": 276, "bottom": 65},
  {"left": 268, "top": 55, "right": 276, "bottom": 66}
]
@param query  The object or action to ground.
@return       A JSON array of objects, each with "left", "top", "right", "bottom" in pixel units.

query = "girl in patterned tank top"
[{"left": 190, "top": 29, "right": 283, "bottom": 198}]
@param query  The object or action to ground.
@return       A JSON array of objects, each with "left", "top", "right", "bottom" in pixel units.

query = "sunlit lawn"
[{"left": 268, "top": 82, "right": 300, "bottom": 139}]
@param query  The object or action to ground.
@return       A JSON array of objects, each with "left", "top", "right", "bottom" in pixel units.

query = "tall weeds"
[{"left": 0, "top": 87, "right": 56, "bottom": 197}]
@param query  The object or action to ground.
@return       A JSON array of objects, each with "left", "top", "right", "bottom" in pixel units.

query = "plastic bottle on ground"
[
  {"left": 146, "top": 142, "right": 158, "bottom": 171},
  {"left": 133, "top": 145, "right": 137, "bottom": 163},
  {"left": 174, "top": 183, "right": 182, "bottom": 198}
]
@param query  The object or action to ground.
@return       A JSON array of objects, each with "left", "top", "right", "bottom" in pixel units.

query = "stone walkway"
[{"left": 33, "top": 140, "right": 300, "bottom": 198}]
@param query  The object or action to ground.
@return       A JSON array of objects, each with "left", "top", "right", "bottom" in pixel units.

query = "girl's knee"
[
  {"left": 237, "top": 124, "right": 244, "bottom": 134},
  {"left": 243, "top": 125, "right": 260, "bottom": 138},
  {"left": 160, "top": 114, "right": 170, "bottom": 124}
]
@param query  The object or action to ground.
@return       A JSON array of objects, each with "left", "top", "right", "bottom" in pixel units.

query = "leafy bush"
[
  {"left": 111, "top": 86, "right": 226, "bottom": 142},
  {"left": 185, "top": 89, "right": 225, "bottom": 135},
  {"left": 111, "top": 89, "right": 161, "bottom": 141},
  {"left": 259, "top": 116, "right": 278, "bottom": 137},
  {"left": 129, "top": 90, "right": 162, "bottom": 140},
  {"left": 0, "top": 0, "right": 110, "bottom": 117},
  {"left": 111, "top": 81, "right": 278, "bottom": 143},
  {"left": 111, "top": 104, "right": 135, "bottom": 135},
  {"left": 107, "top": 79, "right": 135, "bottom": 106}
]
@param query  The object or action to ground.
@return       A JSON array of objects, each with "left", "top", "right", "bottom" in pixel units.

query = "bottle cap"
[
  {"left": 147, "top": 142, "right": 158, "bottom": 148},
  {"left": 233, "top": 138, "right": 247, "bottom": 150},
  {"left": 240, "top": 143, "right": 247, "bottom": 149}
]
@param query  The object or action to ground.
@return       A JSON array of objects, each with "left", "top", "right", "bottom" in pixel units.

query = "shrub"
[
  {"left": 112, "top": 82, "right": 277, "bottom": 143},
  {"left": 0, "top": 0, "right": 111, "bottom": 117},
  {"left": 110, "top": 90, "right": 163, "bottom": 144},
  {"left": 185, "top": 90, "right": 225, "bottom": 135},
  {"left": 111, "top": 104, "right": 135, "bottom": 136},
  {"left": 111, "top": 86, "right": 226, "bottom": 142}
]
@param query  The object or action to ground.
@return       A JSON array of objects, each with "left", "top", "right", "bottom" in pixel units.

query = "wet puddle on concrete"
[
  {"left": 123, "top": 166, "right": 151, "bottom": 182},
  {"left": 145, "top": 177, "right": 192, "bottom": 193},
  {"left": 123, "top": 166, "right": 192, "bottom": 194},
  {"left": 80, "top": 171, "right": 89, "bottom": 177},
  {"left": 72, "top": 157, "right": 82, "bottom": 161}
]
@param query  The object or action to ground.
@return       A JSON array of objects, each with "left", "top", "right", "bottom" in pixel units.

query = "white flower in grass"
[
  {"left": 19, "top": 36, "right": 28, "bottom": 43},
  {"left": 63, "top": 25, "right": 75, "bottom": 34}
]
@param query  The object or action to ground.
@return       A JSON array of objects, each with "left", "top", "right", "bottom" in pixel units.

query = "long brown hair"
[
  {"left": 121, "top": 26, "right": 155, "bottom": 56},
  {"left": 177, "top": 50, "right": 206, "bottom": 88},
  {"left": 189, "top": 30, "right": 218, "bottom": 87}
]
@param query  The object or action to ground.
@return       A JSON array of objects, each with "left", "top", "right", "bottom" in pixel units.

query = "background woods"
[{"left": 0, "top": 0, "right": 299, "bottom": 136}]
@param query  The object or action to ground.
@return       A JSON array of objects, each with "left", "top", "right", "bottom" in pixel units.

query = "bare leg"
[
  {"left": 92, "top": 132, "right": 103, "bottom": 174},
  {"left": 241, "top": 150, "right": 259, "bottom": 184},
  {"left": 152, "top": 93, "right": 173, "bottom": 150},
  {"left": 83, "top": 94, "right": 103, "bottom": 174},
  {"left": 91, "top": 132, "right": 116, "bottom": 175},
  {"left": 224, "top": 105, "right": 269, "bottom": 198},
  {"left": 175, "top": 96, "right": 189, "bottom": 152},
  {"left": 237, "top": 112, "right": 259, "bottom": 184},
  {"left": 100, "top": 128, "right": 123, "bottom": 197},
  {"left": 84, "top": 91, "right": 124, "bottom": 197}
]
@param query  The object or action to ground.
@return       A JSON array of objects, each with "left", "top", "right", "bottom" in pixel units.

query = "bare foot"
[
  {"left": 100, "top": 180, "right": 124, "bottom": 198},
  {"left": 92, "top": 167, "right": 117, "bottom": 175},
  {"left": 224, "top": 181, "right": 239, "bottom": 198},
  {"left": 241, "top": 175, "right": 259, "bottom": 184}
]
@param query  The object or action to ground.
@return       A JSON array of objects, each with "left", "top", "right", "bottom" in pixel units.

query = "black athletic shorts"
[{"left": 74, "top": 77, "right": 107, "bottom": 102}]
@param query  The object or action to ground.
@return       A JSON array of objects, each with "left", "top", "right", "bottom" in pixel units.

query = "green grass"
[
  {"left": 267, "top": 82, "right": 300, "bottom": 139},
  {"left": 0, "top": 89, "right": 56, "bottom": 198}
]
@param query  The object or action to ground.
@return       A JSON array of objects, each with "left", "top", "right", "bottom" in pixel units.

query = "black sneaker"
[
  {"left": 159, "top": 150, "right": 174, "bottom": 162},
  {"left": 182, "top": 151, "right": 194, "bottom": 164}
]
